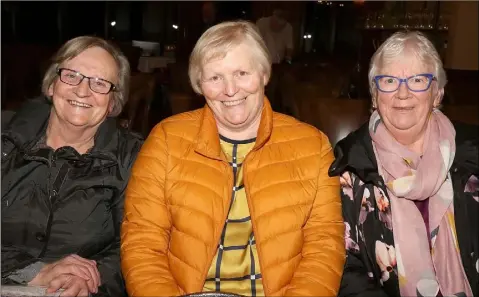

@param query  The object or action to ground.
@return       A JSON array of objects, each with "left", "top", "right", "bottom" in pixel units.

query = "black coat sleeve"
[
  {"left": 90, "top": 131, "right": 143, "bottom": 297},
  {"left": 338, "top": 172, "right": 389, "bottom": 297}
]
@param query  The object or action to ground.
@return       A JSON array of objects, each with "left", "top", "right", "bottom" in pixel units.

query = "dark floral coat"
[{"left": 328, "top": 122, "right": 478, "bottom": 297}]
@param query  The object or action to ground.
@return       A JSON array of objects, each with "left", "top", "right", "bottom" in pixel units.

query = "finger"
[
  {"left": 47, "top": 274, "right": 70, "bottom": 293},
  {"left": 78, "top": 287, "right": 90, "bottom": 297},
  {"left": 60, "top": 282, "right": 82, "bottom": 297},
  {"left": 53, "top": 263, "right": 91, "bottom": 281},
  {"left": 64, "top": 256, "right": 100, "bottom": 289},
  {"left": 69, "top": 254, "right": 96, "bottom": 266},
  {"left": 85, "top": 276, "right": 97, "bottom": 293}
]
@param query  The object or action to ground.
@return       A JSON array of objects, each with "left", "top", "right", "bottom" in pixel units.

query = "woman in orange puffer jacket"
[{"left": 121, "top": 21, "right": 345, "bottom": 297}]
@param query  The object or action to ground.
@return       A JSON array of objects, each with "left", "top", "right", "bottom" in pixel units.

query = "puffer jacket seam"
[
  {"left": 168, "top": 157, "right": 226, "bottom": 176},
  {"left": 248, "top": 178, "right": 316, "bottom": 196},
  {"left": 255, "top": 202, "right": 313, "bottom": 224},
  {"left": 168, "top": 244, "right": 204, "bottom": 275}
]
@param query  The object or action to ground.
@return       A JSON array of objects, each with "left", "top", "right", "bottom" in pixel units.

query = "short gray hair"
[
  {"left": 189, "top": 21, "right": 272, "bottom": 95},
  {"left": 368, "top": 31, "right": 447, "bottom": 103},
  {"left": 42, "top": 36, "right": 130, "bottom": 117}
]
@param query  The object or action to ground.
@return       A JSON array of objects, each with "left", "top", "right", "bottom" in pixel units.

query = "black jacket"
[
  {"left": 329, "top": 122, "right": 478, "bottom": 297},
  {"left": 1, "top": 98, "right": 143, "bottom": 296}
]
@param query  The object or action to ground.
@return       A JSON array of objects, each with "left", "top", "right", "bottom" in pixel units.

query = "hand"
[
  {"left": 29, "top": 254, "right": 100, "bottom": 293},
  {"left": 47, "top": 274, "right": 90, "bottom": 297}
]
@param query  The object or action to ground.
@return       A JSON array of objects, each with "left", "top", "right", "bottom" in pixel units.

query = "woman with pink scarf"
[{"left": 329, "top": 31, "right": 478, "bottom": 297}]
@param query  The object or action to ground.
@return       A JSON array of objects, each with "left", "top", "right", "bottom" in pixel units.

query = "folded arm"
[
  {"left": 121, "top": 124, "right": 182, "bottom": 297},
  {"left": 337, "top": 172, "right": 389, "bottom": 297},
  {"left": 284, "top": 133, "right": 346, "bottom": 296}
]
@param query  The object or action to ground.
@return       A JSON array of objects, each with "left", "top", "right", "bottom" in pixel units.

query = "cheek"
[
  {"left": 239, "top": 77, "right": 262, "bottom": 93},
  {"left": 377, "top": 94, "right": 394, "bottom": 111},
  {"left": 96, "top": 94, "right": 111, "bottom": 107},
  {"left": 201, "top": 84, "right": 222, "bottom": 101}
]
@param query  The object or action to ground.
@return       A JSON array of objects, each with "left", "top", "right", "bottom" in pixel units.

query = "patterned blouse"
[{"left": 203, "top": 136, "right": 263, "bottom": 296}]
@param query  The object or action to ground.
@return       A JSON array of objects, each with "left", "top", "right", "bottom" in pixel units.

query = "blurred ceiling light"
[
  {"left": 172, "top": 24, "right": 178, "bottom": 29},
  {"left": 110, "top": 21, "right": 116, "bottom": 27}
]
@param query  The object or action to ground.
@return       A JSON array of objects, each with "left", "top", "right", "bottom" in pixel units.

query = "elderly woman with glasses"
[
  {"left": 329, "top": 31, "right": 478, "bottom": 297},
  {"left": 1, "top": 36, "right": 143, "bottom": 297},
  {"left": 121, "top": 21, "right": 345, "bottom": 297}
]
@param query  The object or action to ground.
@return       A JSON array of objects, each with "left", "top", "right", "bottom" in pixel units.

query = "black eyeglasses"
[
  {"left": 373, "top": 73, "right": 437, "bottom": 93},
  {"left": 57, "top": 68, "right": 117, "bottom": 94}
]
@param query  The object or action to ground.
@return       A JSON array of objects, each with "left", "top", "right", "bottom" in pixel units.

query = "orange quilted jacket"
[{"left": 121, "top": 99, "right": 345, "bottom": 296}]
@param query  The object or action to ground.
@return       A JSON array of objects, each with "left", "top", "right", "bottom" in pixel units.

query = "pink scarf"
[{"left": 369, "top": 109, "right": 473, "bottom": 297}]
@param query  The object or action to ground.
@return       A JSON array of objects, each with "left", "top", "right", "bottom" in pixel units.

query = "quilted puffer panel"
[{"left": 121, "top": 100, "right": 345, "bottom": 296}]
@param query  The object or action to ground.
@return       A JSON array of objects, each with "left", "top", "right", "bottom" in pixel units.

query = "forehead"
[
  {"left": 379, "top": 52, "right": 432, "bottom": 77},
  {"left": 62, "top": 46, "right": 118, "bottom": 80},
  {"left": 202, "top": 44, "right": 255, "bottom": 73}
]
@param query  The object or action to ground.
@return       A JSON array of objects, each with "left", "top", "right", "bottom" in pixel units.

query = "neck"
[
  {"left": 217, "top": 113, "right": 262, "bottom": 141},
  {"left": 392, "top": 127, "right": 427, "bottom": 155},
  {"left": 46, "top": 108, "right": 97, "bottom": 154}
]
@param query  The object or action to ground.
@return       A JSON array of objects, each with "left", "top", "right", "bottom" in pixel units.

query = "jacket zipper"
[
  {"left": 243, "top": 153, "right": 270, "bottom": 295},
  {"left": 199, "top": 160, "right": 235, "bottom": 292}
]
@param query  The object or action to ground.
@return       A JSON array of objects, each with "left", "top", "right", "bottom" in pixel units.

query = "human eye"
[
  {"left": 94, "top": 79, "right": 108, "bottom": 87},
  {"left": 62, "top": 70, "right": 77, "bottom": 79},
  {"left": 208, "top": 75, "right": 222, "bottom": 82},
  {"left": 413, "top": 76, "right": 426, "bottom": 83}
]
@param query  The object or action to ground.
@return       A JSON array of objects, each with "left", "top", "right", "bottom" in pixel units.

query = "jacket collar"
[
  {"left": 329, "top": 120, "right": 479, "bottom": 180},
  {"left": 194, "top": 97, "right": 273, "bottom": 160},
  {"left": 2, "top": 97, "right": 120, "bottom": 163}
]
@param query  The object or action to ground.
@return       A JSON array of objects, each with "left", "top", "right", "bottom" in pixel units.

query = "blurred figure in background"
[
  {"left": 1, "top": 36, "right": 143, "bottom": 297},
  {"left": 256, "top": 9, "right": 294, "bottom": 114},
  {"left": 256, "top": 9, "right": 293, "bottom": 65},
  {"left": 201, "top": 1, "right": 219, "bottom": 33}
]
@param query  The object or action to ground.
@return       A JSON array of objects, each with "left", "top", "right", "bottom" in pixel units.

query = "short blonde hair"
[
  {"left": 42, "top": 36, "right": 130, "bottom": 117},
  {"left": 368, "top": 31, "right": 447, "bottom": 104},
  {"left": 189, "top": 21, "right": 272, "bottom": 94}
]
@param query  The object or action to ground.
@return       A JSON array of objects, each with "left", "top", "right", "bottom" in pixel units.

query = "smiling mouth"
[
  {"left": 222, "top": 97, "right": 246, "bottom": 107},
  {"left": 68, "top": 100, "right": 92, "bottom": 108},
  {"left": 394, "top": 106, "right": 414, "bottom": 111}
]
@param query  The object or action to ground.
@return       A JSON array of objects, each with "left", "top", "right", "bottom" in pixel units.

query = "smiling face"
[
  {"left": 375, "top": 52, "right": 442, "bottom": 144},
  {"left": 200, "top": 43, "right": 267, "bottom": 139},
  {"left": 48, "top": 46, "right": 118, "bottom": 129}
]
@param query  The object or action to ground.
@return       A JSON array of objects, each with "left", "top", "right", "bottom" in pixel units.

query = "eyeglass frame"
[
  {"left": 373, "top": 73, "right": 437, "bottom": 93},
  {"left": 56, "top": 68, "right": 117, "bottom": 94}
]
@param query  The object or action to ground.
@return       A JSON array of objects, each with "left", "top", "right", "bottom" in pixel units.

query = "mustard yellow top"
[{"left": 203, "top": 136, "right": 264, "bottom": 296}]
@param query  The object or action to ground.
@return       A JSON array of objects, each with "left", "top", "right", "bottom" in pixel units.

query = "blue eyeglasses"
[{"left": 374, "top": 73, "right": 437, "bottom": 93}]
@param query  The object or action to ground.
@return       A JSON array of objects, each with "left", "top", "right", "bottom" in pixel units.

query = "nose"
[
  {"left": 224, "top": 78, "right": 238, "bottom": 97},
  {"left": 396, "top": 81, "right": 410, "bottom": 99},
  {"left": 74, "top": 78, "right": 92, "bottom": 97}
]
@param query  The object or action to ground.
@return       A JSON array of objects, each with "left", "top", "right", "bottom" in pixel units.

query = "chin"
[
  {"left": 390, "top": 121, "right": 418, "bottom": 131},
  {"left": 64, "top": 115, "right": 91, "bottom": 127}
]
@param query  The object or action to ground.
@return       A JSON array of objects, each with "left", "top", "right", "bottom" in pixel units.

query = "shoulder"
[
  {"left": 256, "top": 17, "right": 268, "bottom": 28},
  {"left": 329, "top": 122, "right": 378, "bottom": 177},
  {"left": 452, "top": 121, "right": 479, "bottom": 171},
  {"left": 271, "top": 112, "right": 331, "bottom": 149},
  {"left": 115, "top": 125, "right": 144, "bottom": 170},
  {"left": 148, "top": 108, "right": 203, "bottom": 142},
  {"left": 1, "top": 110, "right": 16, "bottom": 129}
]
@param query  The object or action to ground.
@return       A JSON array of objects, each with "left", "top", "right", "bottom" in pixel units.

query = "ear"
[
  {"left": 433, "top": 87, "right": 444, "bottom": 108},
  {"left": 263, "top": 73, "right": 269, "bottom": 87},
  {"left": 372, "top": 90, "right": 379, "bottom": 109},
  {"left": 48, "top": 83, "right": 54, "bottom": 97},
  {"left": 107, "top": 97, "right": 115, "bottom": 114}
]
